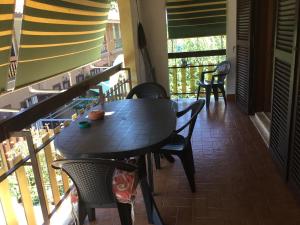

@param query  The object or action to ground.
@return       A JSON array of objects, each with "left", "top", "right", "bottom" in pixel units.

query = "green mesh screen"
[{"left": 15, "top": 0, "right": 110, "bottom": 88}]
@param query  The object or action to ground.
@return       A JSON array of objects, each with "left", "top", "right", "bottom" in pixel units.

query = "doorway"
[{"left": 253, "top": 0, "right": 276, "bottom": 117}]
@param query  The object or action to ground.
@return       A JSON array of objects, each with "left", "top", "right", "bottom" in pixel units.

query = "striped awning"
[
  {"left": 15, "top": 0, "right": 110, "bottom": 88},
  {"left": 0, "top": 0, "right": 15, "bottom": 90},
  {"left": 166, "top": 0, "right": 227, "bottom": 39}
]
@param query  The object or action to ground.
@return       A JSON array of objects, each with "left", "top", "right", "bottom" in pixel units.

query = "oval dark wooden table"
[{"left": 55, "top": 99, "right": 177, "bottom": 225}]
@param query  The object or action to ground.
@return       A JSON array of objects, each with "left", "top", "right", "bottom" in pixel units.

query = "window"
[
  {"left": 52, "top": 83, "right": 62, "bottom": 90},
  {"left": 76, "top": 74, "right": 84, "bottom": 84},
  {"left": 62, "top": 80, "right": 71, "bottom": 89}
]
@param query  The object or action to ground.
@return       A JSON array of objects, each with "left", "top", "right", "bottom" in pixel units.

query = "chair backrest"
[
  {"left": 52, "top": 159, "right": 136, "bottom": 208},
  {"left": 126, "top": 82, "right": 168, "bottom": 99},
  {"left": 215, "top": 61, "right": 231, "bottom": 83},
  {"left": 176, "top": 99, "right": 205, "bottom": 140},
  {"left": 216, "top": 61, "right": 231, "bottom": 74}
]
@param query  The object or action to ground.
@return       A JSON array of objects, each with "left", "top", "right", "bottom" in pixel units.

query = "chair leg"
[
  {"left": 220, "top": 86, "right": 227, "bottom": 105},
  {"left": 87, "top": 208, "right": 95, "bottom": 222},
  {"left": 138, "top": 156, "right": 154, "bottom": 224},
  {"left": 213, "top": 87, "right": 219, "bottom": 101},
  {"left": 78, "top": 204, "right": 87, "bottom": 225},
  {"left": 180, "top": 153, "right": 196, "bottom": 193},
  {"left": 146, "top": 153, "right": 154, "bottom": 193},
  {"left": 163, "top": 153, "right": 175, "bottom": 163},
  {"left": 186, "top": 142, "right": 195, "bottom": 174},
  {"left": 196, "top": 85, "right": 201, "bottom": 100},
  {"left": 116, "top": 202, "right": 133, "bottom": 225},
  {"left": 205, "top": 87, "right": 211, "bottom": 108},
  {"left": 153, "top": 153, "right": 161, "bottom": 169}
]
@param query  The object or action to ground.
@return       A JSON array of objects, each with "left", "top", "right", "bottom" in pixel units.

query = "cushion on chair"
[{"left": 112, "top": 168, "right": 138, "bottom": 204}]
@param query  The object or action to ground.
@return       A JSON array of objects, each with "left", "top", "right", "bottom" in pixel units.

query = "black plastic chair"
[
  {"left": 126, "top": 81, "right": 174, "bottom": 165},
  {"left": 196, "top": 61, "right": 231, "bottom": 108},
  {"left": 126, "top": 82, "right": 174, "bottom": 193},
  {"left": 126, "top": 82, "right": 168, "bottom": 99},
  {"left": 158, "top": 99, "right": 205, "bottom": 192},
  {"left": 52, "top": 158, "right": 137, "bottom": 225}
]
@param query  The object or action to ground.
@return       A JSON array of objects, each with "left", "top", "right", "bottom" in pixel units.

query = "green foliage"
[{"left": 168, "top": 36, "right": 227, "bottom": 98}]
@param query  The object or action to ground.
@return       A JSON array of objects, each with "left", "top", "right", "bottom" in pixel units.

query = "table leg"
[
  {"left": 138, "top": 156, "right": 165, "bottom": 225},
  {"left": 146, "top": 153, "right": 154, "bottom": 193}
]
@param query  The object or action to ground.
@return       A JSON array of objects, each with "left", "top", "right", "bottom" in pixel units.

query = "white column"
[
  {"left": 117, "top": 0, "right": 144, "bottom": 87},
  {"left": 139, "top": 0, "right": 170, "bottom": 93},
  {"left": 226, "top": 0, "right": 237, "bottom": 95}
]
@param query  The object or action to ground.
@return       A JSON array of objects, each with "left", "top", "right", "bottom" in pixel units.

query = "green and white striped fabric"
[
  {"left": 16, "top": 0, "right": 110, "bottom": 88},
  {"left": 166, "top": 0, "right": 227, "bottom": 39},
  {"left": 0, "top": 0, "right": 14, "bottom": 90}
]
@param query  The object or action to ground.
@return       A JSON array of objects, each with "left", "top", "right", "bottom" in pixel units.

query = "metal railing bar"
[
  {"left": 24, "top": 130, "right": 50, "bottom": 224},
  {"left": 121, "top": 68, "right": 132, "bottom": 90},
  {"left": 39, "top": 119, "right": 72, "bottom": 122},
  {"left": 0, "top": 155, "right": 30, "bottom": 183},
  {"left": 168, "top": 64, "right": 217, "bottom": 69},
  {"left": 73, "top": 98, "right": 97, "bottom": 101},
  {"left": 45, "top": 98, "right": 86, "bottom": 119},
  {"left": 34, "top": 135, "right": 57, "bottom": 155},
  {"left": 168, "top": 49, "right": 226, "bottom": 59},
  {"left": 0, "top": 131, "right": 56, "bottom": 183}
]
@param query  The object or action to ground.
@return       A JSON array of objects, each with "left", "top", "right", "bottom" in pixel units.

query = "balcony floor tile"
[{"left": 85, "top": 99, "right": 300, "bottom": 225}]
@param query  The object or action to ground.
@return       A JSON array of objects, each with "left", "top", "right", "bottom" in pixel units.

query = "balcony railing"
[
  {"left": 168, "top": 50, "right": 226, "bottom": 98},
  {"left": 0, "top": 64, "right": 132, "bottom": 225}
]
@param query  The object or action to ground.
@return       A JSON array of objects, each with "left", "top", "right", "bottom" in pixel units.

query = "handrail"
[
  {"left": 0, "top": 63, "right": 123, "bottom": 141},
  {"left": 169, "top": 64, "right": 217, "bottom": 69},
  {"left": 168, "top": 49, "right": 226, "bottom": 59}
]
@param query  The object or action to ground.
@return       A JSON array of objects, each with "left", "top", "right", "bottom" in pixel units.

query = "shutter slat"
[
  {"left": 236, "top": 0, "right": 252, "bottom": 113},
  {"left": 270, "top": 0, "right": 298, "bottom": 177}
]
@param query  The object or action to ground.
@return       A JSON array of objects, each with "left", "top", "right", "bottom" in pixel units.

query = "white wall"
[
  {"left": 138, "top": 0, "right": 170, "bottom": 93},
  {"left": 226, "top": 0, "right": 237, "bottom": 95}
]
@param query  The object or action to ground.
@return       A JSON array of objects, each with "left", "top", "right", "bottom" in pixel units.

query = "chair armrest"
[
  {"left": 175, "top": 111, "right": 199, "bottom": 134},
  {"left": 200, "top": 68, "right": 217, "bottom": 82},
  {"left": 202, "top": 70, "right": 216, "bottom": 74},
  {"left": 176, "top": 104, "right": 194, "bottom": 117},
  {"left": 212, "top": 73, "right": 227, "bottom": 78},
  {"left": 51, "top": 159, "right": 64, "bottom": 169},
  {"left": 175, "top": 99, "right": 205, "bottom": 133}
]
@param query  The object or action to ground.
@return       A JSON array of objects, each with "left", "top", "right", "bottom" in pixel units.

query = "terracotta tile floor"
[{"left": 86, "top": 99, "right": 300, "bottom": 225}]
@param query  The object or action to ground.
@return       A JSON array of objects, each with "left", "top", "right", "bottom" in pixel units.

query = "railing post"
[
  {"left": 22, "top": 131, "right": 50, "bottom": 224},
  {"left": 181, "top": 67, "right": 187, "bottom": 95},
  {"left": 198, "top": 66, "right": 203, "bottom": 96},
  {"left": 117, "top": 82, "right": 121, "bottom": 100},
  {"left": 0, "top": 175, "right": 18, "bottom": 225},
  {"left": 42, "top": 133, "right": 61, "bottom": 205},
  {"left": 120, "top": 79, "right": 125, "bottom": 99},
  {"left": 50, "top": 127, "right": 70, "bottom": 193},
  {"left": 122, "top": 67, "right": 132, "bottom": 91},
  {"left": 0, "top": 143, "right": 18, "bottom": 225},
  {"left": 172, "top": 66, "right": 177, "bottom": 95},
  {"left": 98, "top": 85, "right": 105, "bottom": 105},
  {"left": 0, "top": 143, "right": 8, "bottom": 171},
  {"left": 13, "top": 155, "right": 37, "bottom": 225},
  {"left": 190, "top": 65, "right": 196, "bottom": 95},
  {"left": 206, "top": 64, "right": 214, "bottom": 81}
]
